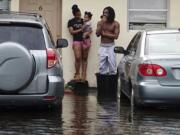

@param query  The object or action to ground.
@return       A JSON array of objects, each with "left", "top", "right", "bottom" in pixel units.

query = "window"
[
  {"left": 127, "top": 32, "right": 141, "bottom": 56},
  {"left": 146, "top": 33, "right": 180, "bottom": 55},
  {"left": 128, "top": 0, "right": 168, "bottom": 30},
  {"left": 0, "top": 23, "right": 46, "bottom": 50},
  {"left": 0, "top": 0, "right": 11, "bottom": 11},
  {"left": 45, "top": 23, "right": 55, "bottom": 46}
]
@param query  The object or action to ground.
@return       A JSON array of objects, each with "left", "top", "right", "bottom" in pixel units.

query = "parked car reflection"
[{"left": 119, "top": 100, "right": 180, "bottom": 135}]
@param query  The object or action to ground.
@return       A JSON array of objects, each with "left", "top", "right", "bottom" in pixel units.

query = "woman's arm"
[
  {"left": 84, "top": 28, "right": 93, "bottom": 37},
  {"left": 69, "top": 27, "right": 82, "bottom": 35}
]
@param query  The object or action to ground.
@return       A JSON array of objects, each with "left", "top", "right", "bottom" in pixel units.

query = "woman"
[{"left": 68, "top": 5, "right": 92, "bottom": 81}]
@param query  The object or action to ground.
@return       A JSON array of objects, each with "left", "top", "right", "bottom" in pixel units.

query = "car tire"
[
  {"left": 131, "top": 87, "right": 142, "bottom": 109},
  {"left": 120, "top": 78, "right": 127, "bottom": 100},
  {"left": 117, "top": 71, "right": 126, "bottom": 100}
]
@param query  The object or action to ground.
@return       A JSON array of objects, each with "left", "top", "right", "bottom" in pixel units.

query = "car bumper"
[
  {"left": 0, "top": 76, "right": 64, "bottom": 106},
  {"left": 135, "top": 81, "right": 180, "bottom": 105}
]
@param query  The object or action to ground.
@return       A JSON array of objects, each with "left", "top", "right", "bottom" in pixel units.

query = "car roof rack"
[{"left": 0, "top": 11, "right": 42, "bottom": 19}]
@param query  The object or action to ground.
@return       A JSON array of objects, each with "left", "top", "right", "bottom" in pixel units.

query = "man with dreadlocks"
[{"left": 96, "top": 6, "right": 120, "bottom": 75}]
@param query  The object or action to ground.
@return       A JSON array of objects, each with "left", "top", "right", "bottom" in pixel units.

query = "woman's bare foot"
[
  {"left": 73, "top": 73, "right": 81, "bottom": 81},
  {"left": 81, "top": 73, "right": 86, "bottom": 82}
]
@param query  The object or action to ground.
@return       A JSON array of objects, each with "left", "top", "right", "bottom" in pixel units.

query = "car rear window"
[
  {"left": 0, "top": 23, "right": 45, "bottom": 50},
  {"left": 146, "top": 33, "right": 180, "bottom": 55}
]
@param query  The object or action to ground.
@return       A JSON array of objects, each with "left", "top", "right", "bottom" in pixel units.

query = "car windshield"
[
  {"left": 0, "top": 23, "right": 45, "bottom": 50},
  {"left": 146, "top": 33, "right": 180, "bottom": 55}
]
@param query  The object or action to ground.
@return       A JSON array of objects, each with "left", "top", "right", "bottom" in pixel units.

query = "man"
[{"left": 96, "top": 6, "right": 120, "bottom": 75}]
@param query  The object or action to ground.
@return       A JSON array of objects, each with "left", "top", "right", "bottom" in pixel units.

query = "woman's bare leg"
[
  {"left": 82, "top": 47, "right": 90, "bottom": 81},
  {"left": 73, "top": 44, "right": 82, "bottom": 80}
]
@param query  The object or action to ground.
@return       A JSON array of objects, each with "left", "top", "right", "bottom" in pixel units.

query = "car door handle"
[{"left": 172, "top": 66, "right": 180, "bottom": 68}]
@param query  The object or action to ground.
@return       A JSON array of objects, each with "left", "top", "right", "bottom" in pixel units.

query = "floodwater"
[{"left": 0, "top": 90, "right": 180, "bottom": 135}]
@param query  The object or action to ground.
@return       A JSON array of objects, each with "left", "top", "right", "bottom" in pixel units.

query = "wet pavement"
[{"left": 0, "top": 90, "right": 180, "bottom": 134}]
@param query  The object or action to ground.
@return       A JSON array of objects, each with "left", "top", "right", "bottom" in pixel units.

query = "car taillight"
[
  {"left": 43, "top": 96, "right": 56, "bottom": 101},
  {"left": 139, "top": 64, "right": 167, "bottom": 77},
  {"left": 47, "top": 49, "right": 57, "bottom": 69}
]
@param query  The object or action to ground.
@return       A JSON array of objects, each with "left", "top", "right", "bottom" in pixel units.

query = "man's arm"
[
  {"left": 102, "top": 22, "right": 120, "bottom": 39},
  {"left": 96, "top": 21, "right": 102, "bottom": 37}
]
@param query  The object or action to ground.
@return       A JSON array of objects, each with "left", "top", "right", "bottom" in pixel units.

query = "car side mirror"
[
  {"left": 56, "top": 39, "right": 68, "bottom": 48},
  {"left": 114, "top": 46, "right": 128, "bottom": 55}
]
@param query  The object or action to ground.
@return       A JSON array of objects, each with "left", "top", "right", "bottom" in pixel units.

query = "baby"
[
  {"left": 81, "top": 11, "right": 93, "bottom": 81},
  {"left": 83, "top": 11, "right": 92, "bottom": 39}
]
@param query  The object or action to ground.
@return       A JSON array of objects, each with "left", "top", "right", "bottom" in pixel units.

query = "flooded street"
[{"left": 0, "top": 90, "right": 180, "bottom": 134}]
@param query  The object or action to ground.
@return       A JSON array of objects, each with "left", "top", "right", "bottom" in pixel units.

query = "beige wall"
[
  {"left": 169, "top": 0, "right": 180, "bottom": 27},
  {"left": 11, "top": 0, "right": 19, "bottom": 11},
  {"left": 10, "top": 0, "right": 180, "bottom": 87}
]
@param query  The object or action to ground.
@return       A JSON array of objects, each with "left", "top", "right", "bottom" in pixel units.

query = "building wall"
[
  {"left": 169, "top": 0, "right": 180, "bottom": 27},
  {"left": 10, "top": 0, "right": 180, "bottom": 87},
  {"left": 11, "top": 0, "right": 19, "bottom": 11}
]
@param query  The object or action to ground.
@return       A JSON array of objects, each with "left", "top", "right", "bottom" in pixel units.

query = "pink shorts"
[
  {"left": 83, "top": 38, "right": 91, "bottom": 48},
  {"left": 73, "top": 41, "right": 83, "bottom": 46},
  {"left": 73, "top": 39, "right": 91, "bottom": 49}
]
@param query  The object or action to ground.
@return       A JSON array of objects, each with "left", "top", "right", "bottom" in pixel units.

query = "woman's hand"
[
  {"left": 83, "top": 32, "right": 89, "bottom": 39},
  {"left": 77, "top": 28, "right": 83, "bottom": 33}
]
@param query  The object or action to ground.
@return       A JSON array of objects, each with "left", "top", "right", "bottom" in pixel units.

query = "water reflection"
[
  {"left": 95, "top": 99, "right": 123, "bottom": 135},
  {"left": 63, "top": 91, "right": 125, "bottom": 135},
  {"left": 0, "top": 91, "right": 180, "bottom": 135},
  {"left": 0, "top": 108, "right": 63, "bottom": 135},
  {"left": 62, "top": 91, "right": 96, "bottom": 135},
  {"left": 119, "top": 100, "right": 180, "bottom": 135}
]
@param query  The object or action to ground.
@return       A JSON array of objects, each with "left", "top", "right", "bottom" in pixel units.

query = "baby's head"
[{"left": 84, "top": 11, "right": 93, "bottom": 22}]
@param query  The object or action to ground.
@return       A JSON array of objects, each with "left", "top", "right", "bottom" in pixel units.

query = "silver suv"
[{"left": 0, "top": 12, "right": 68, "bottom": 108}]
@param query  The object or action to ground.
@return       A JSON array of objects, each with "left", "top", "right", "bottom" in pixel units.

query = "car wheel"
[
  {"left": 121, "top": 80, "right": 127, "bottom": 100},
  {"left": 117, "top": 76, "right": 127, "bottom": 100},
  {"left": 131, "top": 88, "right": 142, "bottom": 109}
]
